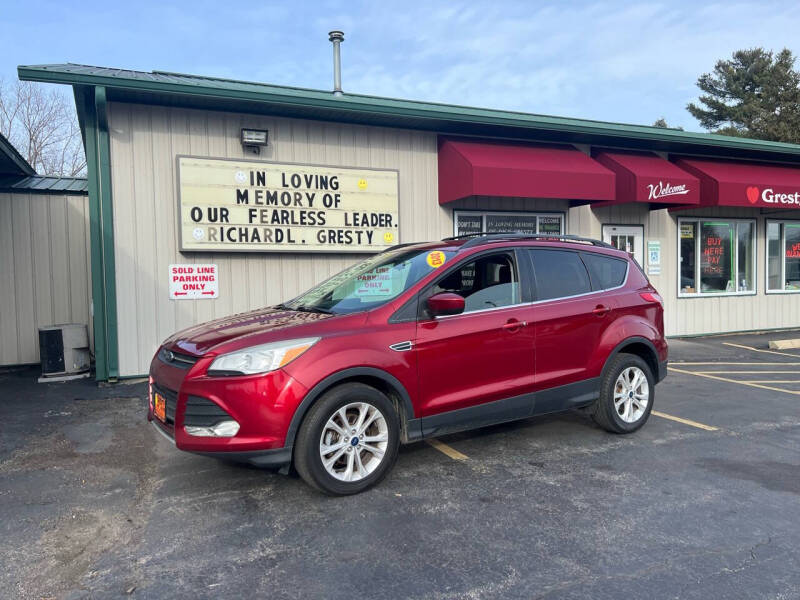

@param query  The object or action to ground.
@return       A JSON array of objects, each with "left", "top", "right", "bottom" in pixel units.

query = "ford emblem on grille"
[{"left": 166, "top": 350, "right": 175, "bottom": 362}]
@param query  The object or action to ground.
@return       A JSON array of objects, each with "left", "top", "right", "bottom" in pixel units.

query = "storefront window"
[
  {"left": 454, "top": 211, "right": 564, "bottom": 236},
  {"left": 454, "top": 213, "right": 483, "bottom": 236},
  {"left": 678, "top": 218, "right": 755, "bottom": 296},
  {"left": 679, "top": 222, "right": 697, "bottom": 293},
  {"left": 767, "top": 220, "right": 800, "bottom": 292},
  {"left": 737, "top": 222, "right": 754, "bottom": 292}
]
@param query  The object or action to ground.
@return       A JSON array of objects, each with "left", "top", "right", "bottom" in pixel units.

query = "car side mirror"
[{"left": 426, "top": 292, "right": 465, "bottom": 317}]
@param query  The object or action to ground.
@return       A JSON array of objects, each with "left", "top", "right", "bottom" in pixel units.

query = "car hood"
[{"left": 164, "top": 307, "right": 334, "bottom": 355}]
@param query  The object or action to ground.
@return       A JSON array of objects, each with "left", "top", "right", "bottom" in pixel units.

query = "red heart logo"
[{"left": 746, "top": 186, "right": 759, "bottom": 204}]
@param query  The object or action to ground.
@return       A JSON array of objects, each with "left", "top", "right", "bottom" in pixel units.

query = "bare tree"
[{"left": 0, "top": 79, "right": 86, "bottom": 177}]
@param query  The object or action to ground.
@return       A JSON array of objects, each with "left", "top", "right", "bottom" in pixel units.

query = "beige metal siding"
[
  {"left": 0, "top": 192, "right": 92, "bottom": 365},
  {"left": 107, "top": 103, "right": 447, "bottom": 376},
  {"left": 569, "top": 204, "right": 800, "bottom": 337},
  {"left": 106, "top": 99, "right": 800, "bottom": 375}
]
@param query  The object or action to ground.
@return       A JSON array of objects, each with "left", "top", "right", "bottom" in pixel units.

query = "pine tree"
[
  {"left": 687, "top": 48, "right": 800, "bottom": 143},
  {"left": 653, "top": 118, "right": 683, "bottom": 130}
]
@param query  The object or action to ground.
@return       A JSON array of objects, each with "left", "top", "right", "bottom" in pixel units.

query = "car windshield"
[{"left": 282, "top": 247, "right": 455, "bottom": 315}]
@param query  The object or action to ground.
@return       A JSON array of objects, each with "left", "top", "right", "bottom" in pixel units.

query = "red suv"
[{"left": 149, "top": 234, "right": 667, "bottom": 495}]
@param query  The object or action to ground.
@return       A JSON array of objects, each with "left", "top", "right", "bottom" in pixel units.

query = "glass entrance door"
[{"left": 602, "top": 225, "right": 644, "bottom": 266}]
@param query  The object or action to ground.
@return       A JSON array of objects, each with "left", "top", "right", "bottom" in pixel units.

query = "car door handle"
[
  {"left": 592, "top": 305, "right": 611, "bottom": 316},
  {"left": 502, "top": 319, "right": 527, "bottom": 332}
]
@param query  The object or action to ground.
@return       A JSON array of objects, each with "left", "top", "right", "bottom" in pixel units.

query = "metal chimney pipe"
[{"left": 328, "top": 30, "right": 344, "bottom": 96}]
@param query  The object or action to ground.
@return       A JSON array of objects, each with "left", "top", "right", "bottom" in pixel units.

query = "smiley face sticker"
[
  {"left": 426, "top": 251, "right": 446, "bottom": 268},
  {"left": 357, "top": 178, "right": 368, "bottom": 190},
  {"left": 383, "top": 231, "right": 394, "bottom": 243}
]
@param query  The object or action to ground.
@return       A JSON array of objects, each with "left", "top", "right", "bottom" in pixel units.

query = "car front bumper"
[{"left": 148, "top": 349, "right": 309, "bottom": 461}]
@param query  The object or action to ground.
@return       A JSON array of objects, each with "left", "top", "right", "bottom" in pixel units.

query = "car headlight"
[{"left": 208, "top": 337, "right": 319, "bottom": 376}]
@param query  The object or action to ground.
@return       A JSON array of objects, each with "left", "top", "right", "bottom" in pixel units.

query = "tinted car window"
[
  {"left": 530, "top": 249, "right": 591, "bottom": 301},
  {"left": 285, "top": 247, "right": 456, "bottom": 314},
  {"left": 432, "top": 252, "right": 520, "bottom": 312},
  {"left": 582, "top": 252, "right": 628, "bottom": 290}
]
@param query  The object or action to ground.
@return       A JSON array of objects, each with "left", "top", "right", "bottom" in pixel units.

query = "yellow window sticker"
[{"left": 426, "top": 251, "right": 446, "bottom": 268}]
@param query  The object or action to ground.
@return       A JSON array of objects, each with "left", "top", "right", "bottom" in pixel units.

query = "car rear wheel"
[
  {"left": 592, "top": 353, "right": 654, "bottom": 434},
  {"left": 294, "top": 383, "right": 400, "bottom": 495}
]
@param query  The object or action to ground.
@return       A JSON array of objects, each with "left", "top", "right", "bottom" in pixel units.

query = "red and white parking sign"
[{"left": 169, "top": 264, "right": 219, "bottom": 299}]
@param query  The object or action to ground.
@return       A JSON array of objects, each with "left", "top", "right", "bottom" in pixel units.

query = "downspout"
[
  {"left": 94, "top": 86, "right": 119, "bottom": 381},
  {"left": 74, "top": 85, "right": 118, "bottom": 381},
  {"left": 74, "top": 85, "right": 107, "bottom": 381}
]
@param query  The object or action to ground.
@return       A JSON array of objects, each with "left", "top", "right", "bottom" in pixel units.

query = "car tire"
[
  {"left": 592, "top": 353, "right": 654, "bottom": 434},
  {"left": 294, "top": 382, "right": 400, "bottom": 495}
]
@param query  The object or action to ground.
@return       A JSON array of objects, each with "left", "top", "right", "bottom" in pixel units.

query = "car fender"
[
  {"left": 283, "top": 366, "right": 416, "bottom": 450},
  {"left": 591, "top": 314, "right": 661, "bottom": 378}
]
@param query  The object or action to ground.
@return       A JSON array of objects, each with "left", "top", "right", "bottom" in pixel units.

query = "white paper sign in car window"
[{"left": 169, "top": 264, "right": 219, "bottom": 299}]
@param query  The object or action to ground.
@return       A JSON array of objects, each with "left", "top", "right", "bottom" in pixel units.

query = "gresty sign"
[
  {"left": 178, "top": 157, "right": 400, "bottom": 252},
  {"left": 746, "top": 185, "right": 800, "bottom": 207},
  {"left": 169, "top": 264, "right": 219, "bottom": 299}
]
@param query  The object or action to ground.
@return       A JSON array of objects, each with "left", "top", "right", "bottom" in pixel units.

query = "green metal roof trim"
[
  {"left": 0, "top": 132, "right": 36, "bottom": 177},
  {"left": 0, "top": 174, "right": 88, "bottom": 194},
  {"left": 17, "top": 62, "right": 800, "bottom": 161}
]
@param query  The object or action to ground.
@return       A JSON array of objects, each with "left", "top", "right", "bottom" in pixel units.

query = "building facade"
[
  {"left": 0, "top": 133, "right": 91, "bottom": 366},
  {"left": 17, "top": 64, "right": 800, "bottom": 380}
]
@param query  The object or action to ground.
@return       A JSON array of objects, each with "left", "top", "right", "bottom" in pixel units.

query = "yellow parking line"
[
  {"left": 651, "top": 410, "right": 719, "bottom": 431},
  {"left": 695, "top": 370, "right": 799, "bottom": 374},
  {"left": 669, "top": 366, "right": 800, "bottom": 396},
  {"left": 722, "top": 342, "right": 800, "bottom": 358},
  {"left": 673, "top": 362, "right": 800, "bottom": 366},
  {"left": 426, "top": 438, "right": 469, "bottom": 461},
  {"left": 742, "top": 380, "right": 800, "bottom": 384}
]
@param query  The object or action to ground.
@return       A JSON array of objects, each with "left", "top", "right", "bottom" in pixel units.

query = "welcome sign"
[{"left": 178, "top": 156, "right": 400, "bottom": 252}]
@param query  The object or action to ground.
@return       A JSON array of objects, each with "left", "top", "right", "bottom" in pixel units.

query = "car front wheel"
[
  {"left": 294, "top": 383, "right": 400, "bottom": 495},
  {"left": 592, "top": 353, "right": 654, "bottom": 434}
]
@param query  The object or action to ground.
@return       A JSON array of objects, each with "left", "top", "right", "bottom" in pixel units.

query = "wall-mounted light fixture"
[{"left": 241, "top": 128, "right": 268, "bottom": 154}]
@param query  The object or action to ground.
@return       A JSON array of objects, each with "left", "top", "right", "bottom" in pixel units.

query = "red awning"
[
  {"left": 594, "top": 151, "right": 700, "bottom": 206},
  {"left": 676, "top": 158, "right": 800, "bottom": 209},
  {"left": 438, "top": 139, "right": 615, "bottom": 204}
]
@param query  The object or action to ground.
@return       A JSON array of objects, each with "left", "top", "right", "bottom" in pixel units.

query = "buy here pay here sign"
[{"left": 169, "top": 264, "right": 219, "bottom": 299}]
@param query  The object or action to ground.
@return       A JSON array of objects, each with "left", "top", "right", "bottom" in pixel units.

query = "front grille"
[
  {"left": 184, "top": 396, "right": 233, "bottom": 427},
  {"left": 158, "top": 347, "right": 200, "bottom": 369},
  {"left": 152, "top": 383, "right": 178, "bottom": 426}
]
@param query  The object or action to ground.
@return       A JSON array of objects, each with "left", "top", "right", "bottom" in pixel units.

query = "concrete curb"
[{"left": 768, "top": 339, "right": 800, "bottom": 350}]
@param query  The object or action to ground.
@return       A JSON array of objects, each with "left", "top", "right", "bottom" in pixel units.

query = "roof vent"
[{"left": 328, "top": 30, "right": 344, "bottom": 96}]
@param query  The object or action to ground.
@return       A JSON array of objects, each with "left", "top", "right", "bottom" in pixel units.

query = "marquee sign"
[{"left": 177, "top": 156, "right": 400, "bottom": 252}]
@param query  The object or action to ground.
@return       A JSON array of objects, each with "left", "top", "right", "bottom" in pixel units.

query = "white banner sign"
[{"left": 169, "top": 264, "right": 219, "bottom": 299}]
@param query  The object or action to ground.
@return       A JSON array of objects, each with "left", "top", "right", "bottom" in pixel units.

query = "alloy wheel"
[
  {"left": 613, "top": 366, "right": 649, "bottom": 423},
  {"left": 319, "top": 402, "right": 389, "bottom": 482}
]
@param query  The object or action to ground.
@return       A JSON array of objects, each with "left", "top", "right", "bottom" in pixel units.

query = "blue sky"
[{"left": 2, "top": 0, "right": 800, "bottom": 131}]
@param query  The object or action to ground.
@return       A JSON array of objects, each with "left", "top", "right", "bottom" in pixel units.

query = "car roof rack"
[
  {"left": 452, "top": 233, "right": 616, "bottom": 250},
  {"left": 441, "top": 233, "right": 485, "bottom": 241},
  {"left": 379, "top": 241, "right": 423, "bottom": 253}
]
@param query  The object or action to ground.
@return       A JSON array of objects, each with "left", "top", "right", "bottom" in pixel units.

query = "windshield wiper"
[{"left": 293, "top": 305, "right": 333, "bottom": 314}]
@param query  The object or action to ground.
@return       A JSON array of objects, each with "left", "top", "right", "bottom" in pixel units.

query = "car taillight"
[
  {"left": 640, "top": 292, "right": 663, "bottom": 305},
  {"left": 148, "top": 375, "right": 154, "bottom": 410}
]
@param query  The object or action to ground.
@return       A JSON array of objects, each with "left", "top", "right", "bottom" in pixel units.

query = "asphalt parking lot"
[{"left": 2, "top": 332, "right": 800, "bottom": 599}]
